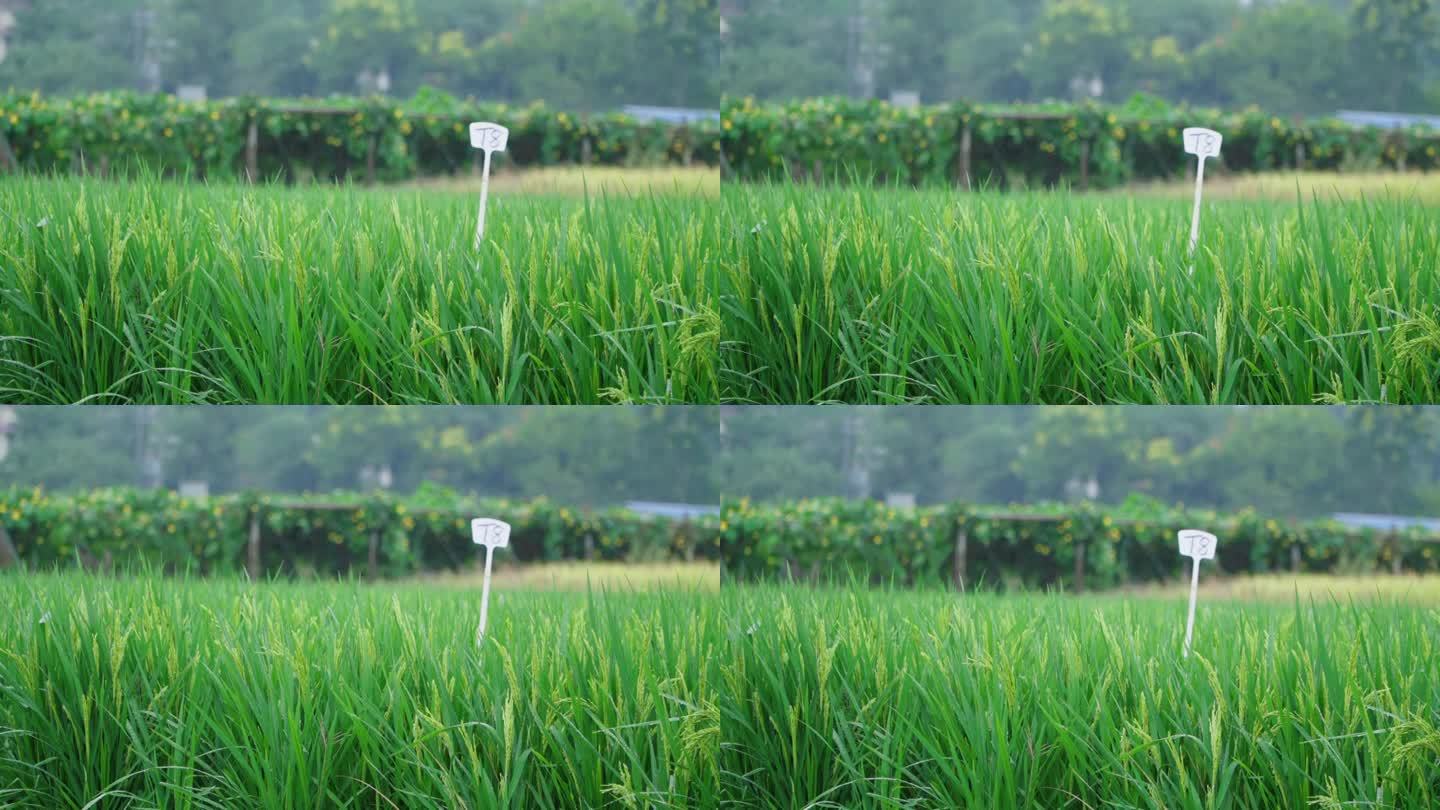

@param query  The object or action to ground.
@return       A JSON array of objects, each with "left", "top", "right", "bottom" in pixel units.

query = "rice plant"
[
  {"left": 0, "top": 572, "right": 720, "bottom": 809},
  {"left": 720, "top": 182, "right": 1440, "bottom": 404},
  {"left": 0, "top": 176, "right": 720, "bottom": 404},
  {"left": 720, "top": 584, "right": 1440, "bottom": 809}
]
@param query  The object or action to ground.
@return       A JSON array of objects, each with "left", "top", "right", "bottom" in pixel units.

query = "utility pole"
[
  {"left": 0, "top": 406, "right": 14, "bottom": 463},
  {"left": 0, "top": 406, "right": 18, "bottom": 567},
  {"left": 842, "top": 410, "right": 878, "bottom": 500},
  {"left": 134, "top": 407, "right": 164, "bottom": 488}
]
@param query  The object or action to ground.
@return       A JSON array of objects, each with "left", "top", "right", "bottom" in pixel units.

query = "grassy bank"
[
  {"left": 720, "top": 584, "right": 1440, "bottom": 808},
  {"left": 405, "top": 165, "right": 721, "bottom": 198},
  {"left": 720, "top": 182, "right": 1440, "bottom": 404},
  {"left": 1119, "top": 171, "right": 1440, "bottom": 205},
  {"left": 416, "top": 560, "right": 721, "bottom": 592},
  {"left": 0, "top": 176, "right": 720, "bottom": 404},
  {"left": 0, "top": 573, "right": 720, "bottom": 808}
]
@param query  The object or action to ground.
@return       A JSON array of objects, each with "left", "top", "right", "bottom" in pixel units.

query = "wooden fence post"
[
  {"left": 1073, "top": 540, "right": 1087, "bottom": 592},
  {"left": 0, "top": 133, "right": 16, "bottom": 172},
  {"left": 245, "top": 118, "right": 259, "bottom": 184},
  {"left": 0, "top": 523, "right": 18, "bottom": 569},
  {"left": 247, "top": 511, "right": 261, "bottom": 580},
  {"left": 1079, "top": 140, "right": 1092, "bottom": 191},
  {"left": 958, "top": 124, "right": 973, "bottom": 190},
  {"left": 1290, "top": 544, "right": 1301, "bottom": 573},
  {"left": 367, "top": 529, "right": 380, "bottom": 579},
  {"left": 365, "top": 134, "right": 378, "bottom": 185},
  {"left": 1390, "top": 536, "right": 1403, "bottom": 575},
  {"left": 952, "top": 528, "right": 968, "bottom": 590}
]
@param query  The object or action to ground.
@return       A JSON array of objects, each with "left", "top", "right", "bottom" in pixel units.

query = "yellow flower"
[{"left": 722, "top": 119, "right": 732, "bottom": 131}]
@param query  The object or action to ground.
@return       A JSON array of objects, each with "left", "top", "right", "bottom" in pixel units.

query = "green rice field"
[
  {"left": 720, "top": 183, "right": 1440, "bottom": 404},
  {"left": 0, "top": 573, "right": 720, "bottom": 808},
  {"left": 0, "top": 176, "right": 720, "bottom": 405},
  {"left": 720, "top": 584, "right": 1440, "bottom": 808}
]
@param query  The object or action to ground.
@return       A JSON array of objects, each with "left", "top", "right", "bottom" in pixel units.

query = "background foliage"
[
  {"left": 722, "top": 0, "right": 1440, "bottom": 117},
  {"left": 719, "top": 407, "right": 1440, "bottom": 519},
  {"left": 0, "top": 0, "right": 718, "bottom": 111},
  {"left": 0, "top": 487, "right": 720, "bottom": 578},
  {"left": 0, "top": 408, "right": 719, "bottom": 507},
  {"left": 721, "top": 496, "right": 1440, "bottom": 588},
  {"left": 720, "top": 95, "right": 1440, "bottom": 187},
  {"left": 0, "top": 90, "right": 720, "bottom": 182}
]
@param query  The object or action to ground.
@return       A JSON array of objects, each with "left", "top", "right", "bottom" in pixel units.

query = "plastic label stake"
[
  {"left": 472, "top": 517, "right": 511, "bottom": 646},
  {"left": 1182, "top": 127, "right": 1223, "bottom": 272},
  {"left": 469, "top": 122, "right": 510, "bottom": 249},
  {"left": 1177, "top": 529, "right": 1218, "bottom": 658}
]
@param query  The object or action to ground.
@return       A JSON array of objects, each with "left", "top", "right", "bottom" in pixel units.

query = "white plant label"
[
  {"left": 1178, "top": 529, "right": 1217, "bottom": 560},
  {"left": 1182, "top": 127, "right": 1222, "bottom": 268},
  {"left": 468, "top": 122, "right": 509, "bottom": 248},
  {"left": 1178, "top": 529, "right": 1218, "bottom": 658},
  {"left": 472, "top": 517, "right": 511, "bottom": 646}
]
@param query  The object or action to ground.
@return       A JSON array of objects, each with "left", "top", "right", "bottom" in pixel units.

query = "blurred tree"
[
  {"left": 944, "top": 14, "right": 1033, "bottom": 103},
  {"left": 0, "top": 408, "right": 137, "bottom": 490},
  {"left": 720, "top": 0, "right": 1440, "bottom": 115},
  {"left": 229, "top": 0, "right": 330, "bottom": 96},
  {"left": 1201, "top": 1, "right": 1350, "bottom": 114},
  {"left": 310, "top": 0, "right": 427, "bottom": 94},
  {"left": 629, "top": 0, "right": 720, "bottom": 106},
  {"left": 1336, "top": 406, "right": 1440, "bottom": 514},
  {"left": 722, "top": 0, "right": 855, "bottom": 99},
  {"left": 0, "top": 0, "right": 151, "bottom": 93},
  {"left": 492, "top": 0, "right": 638, "bottom": 110},
  {"left": 1348, "top": 0, "right": 1439, "bottom": 111},
  {"left": 1022, "top": 0, "right": 1133, "bottom": 100}
]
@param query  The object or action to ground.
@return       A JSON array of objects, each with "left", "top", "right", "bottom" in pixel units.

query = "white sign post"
[
  {"left": 1177, "top": 529, "right": 1217, "bottom": 658},
  {"left": 1182, "top": 127, "right": 1222, "bottom": 269},
  {"left": 472, "top": 517, "right": 511, "bottom": 646},
  {"left": 468, "top": 122, "right": 510, "bottom": 249}
]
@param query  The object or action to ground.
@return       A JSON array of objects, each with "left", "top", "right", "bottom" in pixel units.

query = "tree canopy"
[
  {"left": 719, "top": 406, "right": 1440, "bottom": 519},
  {"left": 0, "top": 407, "right": 719, "bottom": 507},
  {"left": 0, "top": 0, "right": 720, "bottom": 111},
  {"left": 722, "top": 0, "right": 1440, "bottom": 116}
]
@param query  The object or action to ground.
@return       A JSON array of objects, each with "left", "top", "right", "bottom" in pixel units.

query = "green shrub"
[
  {"left": 0, "top": 90, "right": 720, "bottom": 182},
  {"left": 720, "top": 497, "right": 1439, "bottom": 587},
  {"left": 0, "top": 487, "right": 720, "bottom": 577},
  {"left": 720, "top": 96, "right": 1440, "bottom": 188}
]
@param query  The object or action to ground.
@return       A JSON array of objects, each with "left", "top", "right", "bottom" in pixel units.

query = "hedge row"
[
  {"left": 720, "top": 497, "right": 1440, "bottom": 589},
  {"left": 0, "top": 488, "right": 719, "bottom": 578},
  {"left": 720, "top": 96, "right": 1440, "bottom": 189},
  {"left": 0, "top": 90, "right": 721, "bottom": 183}
]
